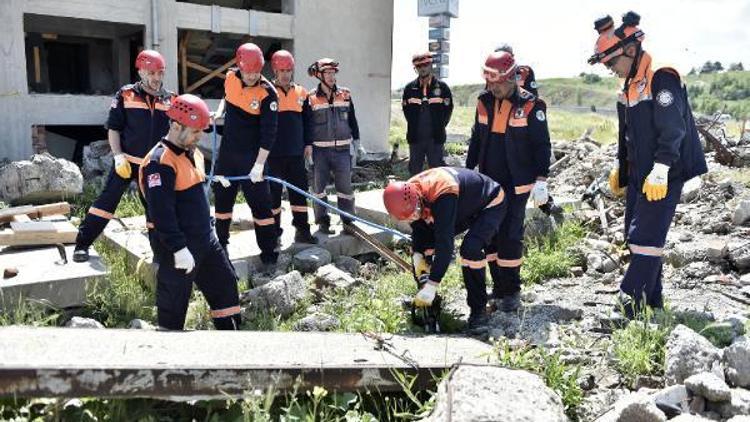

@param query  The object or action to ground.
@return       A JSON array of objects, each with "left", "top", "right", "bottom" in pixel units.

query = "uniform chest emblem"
[
  {"left": 251, "top": 99, "right": 260, "bottom": 110},
  {"left": 536, "top": 110, "right": 546, "bottom": 121},
  {"left": 637, "top": 79, "right": 647, "bottom": 93},
  {"left": 297, "top": 97, "right": 305, "bottom": 106},
  {"left": 514, "top": 108, "right": 525, "bottom": 119},
  {"left": 656, "top": 90, "right": 674, "bottom": 107},
  {"left": 433, "top": 87, "right": 441, "bottom": 96}
]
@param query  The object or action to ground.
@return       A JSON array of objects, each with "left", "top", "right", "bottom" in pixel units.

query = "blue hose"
[{"left": 210, "top": 173, "right": 410, "bottom": 241}]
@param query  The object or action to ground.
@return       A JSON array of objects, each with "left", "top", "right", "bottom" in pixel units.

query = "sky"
[{"left": 391, "top": 0, "right": 750, "bottom": 88}]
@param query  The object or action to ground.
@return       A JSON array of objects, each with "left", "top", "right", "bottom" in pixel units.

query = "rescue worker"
[
  {"left": 466, "top": 51, "right": 551, "bottom": 312},
  {"left": 588, "top": 12, "right": 707, "bottom": 317},
  {"left": 383, "top": 167, "right": 507, "bottom": 330},
  {"left": 211, "top": 43, "right": 279, "bottom": 270},
  {"left": 73, "top": 50, "right": 174, "bottom": 262},
  {"left": 306, "top": 58, "right": 360, "bottom": 234},
  {"left": 402, "top": 52, "right": 453, "bottom": 175},
  {"left": 494, "top": 43, "right": 539, "bottom": 96},
  {"left": 267, "top": 50, "right": 317, "bottom": 244},
  {"left": 139, "top": 94, "right": 241, "bottom": 330}
]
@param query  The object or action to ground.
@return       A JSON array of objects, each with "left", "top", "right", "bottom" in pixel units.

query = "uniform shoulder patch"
[
  {"left": 656, "top": 89, "right": 674, "bottom": 107},
  {"left": 535, "top": 109, "right": 546, "bottom": 122},
  {"left": 147, "top": 173, "right": 162, "bottom": 188}
]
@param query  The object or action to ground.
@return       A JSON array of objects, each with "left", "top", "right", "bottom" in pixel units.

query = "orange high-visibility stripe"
[
  {"left": 496, "top": 258, "right": 523, "bottom": 268},
  {"left": 515, "top": 184, "right": 534, "bottom": 194},
  {"left": 485, "top": 190, "right": 505, "bottom": 208},
  {"left": 460, "top": 257, "right": 487, "bottom": 269},
  {"left": 337, "top": 192, "right": 354, "bottom": 200},
  {"left": 313, "top": 139, "right": 352, "bottom": 148},
  {"left": 491, "top": 99, "right": 512, "bottom": 134},
  {"left": 291, "top": 205, "right": 308, "bottom": 213},
  {"left": 424, "top": 248, "right": 435, "bottom": 257},
  {"left": 123, "top": 100, "right": 150, "bottom": 110},
  {"left": 629, "top": 244, "right": 663, "bottom": 257},
  {"left": 272, "top": 208, "right": 282, "bottom": 215},
  {"left": 123, "top": 153, "right": 143, "bottom": 165},
  {"left": 407, "top": 98, "right": 422, "bottom": 105},
  {"left": 146, "top": 222, "right": 155, "bottom": 229},
  {"left": 210, "top": 305, "right": 241, "bottom": 318},
  {"left": 254, "top": 217, "right": 275, "bottom": 226},
  {"left": 89, "top": 207, "right": 114, "bottom": 220},
  {"left": 428, "top": 97, "right": 444, "bottom": 104},
  {"left": 477, "top": 100, "right": 488, "bottom": 125},
  {"left": 215, "top": 212, "right": 233, "bottom": 220},
  {"left": 486, "top": 253, "right": 498, "bottom": 262}
]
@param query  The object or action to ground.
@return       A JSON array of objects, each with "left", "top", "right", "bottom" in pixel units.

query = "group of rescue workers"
[{"left": 70, "top": 10, "right": 707, "bottom": 332}]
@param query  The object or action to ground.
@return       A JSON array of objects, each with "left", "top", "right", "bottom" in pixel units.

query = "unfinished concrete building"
[{"left": 0, "top": 0, "right": 394, "bottom": 162}]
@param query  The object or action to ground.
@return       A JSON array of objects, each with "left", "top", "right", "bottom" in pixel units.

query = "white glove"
[
  {"left": 249, "top": 163, "right": 265, "bottom": 183},
  {"left": 174, "top": 247, "right": 195, "bottom": 273},
  {"left": 531, "top": 180, "right": 549, "bottom": 207},
  {"left": 413, "top": 252, "right": 429, "bottom": 276},
  {"left": 414, "top": 282, "right": 438, "bottom": 307},
  {"left": 213, "top": 176, "right": 231, "bottom": 188}
]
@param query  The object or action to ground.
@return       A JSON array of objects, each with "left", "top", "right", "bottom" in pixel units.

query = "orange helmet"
[
  {"left": 588, "top": 12, "right": 645, "bottom": 65},
  {"left": 383, "top": 181, "right": 421, "bottom": 221},
  {"left": 307, "top": 58, "right": 339, "bottom": 79},
  {"left": 271, "top": 49, "right": 295, "bottom": 71},
  {"left": 236, "top": 43, "right": 264, "bottom": 73},
  {"left": 135, "top": 50, "right": 165, "bottom": 72},
  {"left": 412, "top": 52, "right": 434, "bottom": 67},
  {"left": 482, "top": 51, "right": 517, "bottom": 83}
]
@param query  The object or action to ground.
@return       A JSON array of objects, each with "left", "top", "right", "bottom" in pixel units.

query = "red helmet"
[
  {"left": 135, "top": 50, "right": 165, "bottom": 72},
  {"left": 588, "top": 12, "right": 645, "bottom": 65},
  {"left": 383, "top": 181, "right": 421, "bottom": 221},
  {"left": 482, "top": 51, "right": 517, "bottom": 83},
  {"left": 307, "top": 58, "right": 339, "bottom": 79},
  {"left": 236, "top": 43, "right": 264, "bottom": 73},
  {"left": 412, "top": 52, "right": 434, "bottom": 67},
  {"left": 271, "top": 50, "right": 295, "bottom": 71},
  {"left": 167, "top": 94, "right": 210, "bottom": 130}
]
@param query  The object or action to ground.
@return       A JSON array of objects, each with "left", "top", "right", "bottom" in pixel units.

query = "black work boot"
[
  {"left": 72, "top": 247, "right": 90, "bottom": 263},
  {"left": 466, "top": 310, "right": 490, "bottom": 334},
  {"left": 317, "top": 222, "right": 335, "bottom": 235},
  {"left": 294, "top": 226, "right": 318, "bottom": 244},
  {"left": 501, "top": 292, "right": 521, "bottom": 312}
]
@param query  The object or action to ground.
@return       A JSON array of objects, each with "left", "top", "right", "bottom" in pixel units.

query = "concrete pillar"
[
  {"left": 292, "top": 0, "right": 393, "bottom": 157},
  {"left": 0, "top": 0, "right": 32, "bottom": 160},
  {"left": 155, "top": 0, "right": 179, "bottom": 92}
]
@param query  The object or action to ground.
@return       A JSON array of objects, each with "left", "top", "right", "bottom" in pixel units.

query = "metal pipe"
[{"left": 151, "top": 0, "right": 159, "bottom": 48}]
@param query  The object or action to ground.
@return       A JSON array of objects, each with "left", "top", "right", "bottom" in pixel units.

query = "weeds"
[
  {"left": 522, "top": 221, "right": 585, "bottom": 285},
  {"left": 492, "top": 339, "right": 583, "bottom": 419}
]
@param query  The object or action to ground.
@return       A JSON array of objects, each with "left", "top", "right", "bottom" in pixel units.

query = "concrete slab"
[
  {"left": 0, "top": 327, "right": 493, "bottom": 399},
  {"left": 102, "top": 196, "right": 398, "bottom": 280},
  {"left": 0, "top": 245, "right": 108, "bottom": 310}
]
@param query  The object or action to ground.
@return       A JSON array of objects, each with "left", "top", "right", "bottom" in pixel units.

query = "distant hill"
[{"left": 395, "top": 71, "right": 750, "bottom": 120}]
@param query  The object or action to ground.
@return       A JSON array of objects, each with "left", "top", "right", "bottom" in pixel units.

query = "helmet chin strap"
[{"left": 622, "top": 45, "right": 643, "bottom": 94}]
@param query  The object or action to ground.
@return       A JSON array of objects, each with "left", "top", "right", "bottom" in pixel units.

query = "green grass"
[
  {"left": 492, "top": 339, "right": 583, "bottom": 419},
  {"left": 546, "top": 109, "right": 618, "bottom": 143},
  {"left": 70, "top": 183, "right": 145, "bottom": 221},
  {"left": 611, "top": 306, "right": 676, "bottom": 387},
  {"left": 522, "top": 221, "right": 586, "bottom": 285}
]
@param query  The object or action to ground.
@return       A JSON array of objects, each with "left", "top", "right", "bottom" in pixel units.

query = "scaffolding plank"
[
  {"left": 0, "top": 327, "right": 492, "bottom": 399},
  {"left": 0, "top": 202, "right": 71, "bottom": 224},
  {"left": 0, "top": 221, "right": 77, "bottom": 246}
]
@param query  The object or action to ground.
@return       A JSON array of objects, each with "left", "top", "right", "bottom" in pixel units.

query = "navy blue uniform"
[
  {"left": 140, "top": 139, "right": 240, "bottom": 330},
  {"left": 614, "top": 53, "right": 707, "bottom": 307},
  {"left": 466, "top": 88, "right": 551, "bottom": 297},
  {"left": 409, "top": 167, "right": 507, "bottom": 314},
  {"left": 402, "top": 76, "right": 453, "bottom": 175},
  {"left": 75, "top": 82, "right": 174, "bottom": 250},
  {"left": 213, "top": 70, "right": 279, "bottom": 264},
  {"left": 267, "top": 82, "right": 313, "bottom": 235}
]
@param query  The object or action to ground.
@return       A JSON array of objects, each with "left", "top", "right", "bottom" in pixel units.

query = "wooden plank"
[
  {"left": 10, "top": 221, "right": 57, "bottom": 232},
  {"left": 186, "top": 61, "right": 227, "bottom": 79},
  {"left": 186, "top": 58, "right": 236, "bottom": 93},
  {"left": 0, "top": 222, "right": 77, "bottom": 246},
  {"left": 11, "top": 215, "right": 31, "bottom": 223},
  {"left": 0, "top": 202, "right": 71, "bottom": 224},
  {"left": 179, "top": 32, "right": 190, "bottom": 93},
  {"left": 33, "top": 47, "right": 41, "bottom": 84}
]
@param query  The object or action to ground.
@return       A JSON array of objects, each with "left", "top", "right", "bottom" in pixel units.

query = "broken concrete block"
[
  {"left": 292, "top": 247, "right": 332, "bottom": 274},
  {"left": 732, "top": 199, "right": 750, "bottom": 226},
  {"left": 685, "top": 372, "right": 732, "bottom": 402},
  {"left": 0, "top": 153, "right": 83, "bottom": 205}
]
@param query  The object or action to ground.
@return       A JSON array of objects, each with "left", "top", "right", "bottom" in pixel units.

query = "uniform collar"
[
  {"left": 273, "top": 80, "right": 295, "bottom": 95},
  {"left": 316, "top": 83, "right": 339, "bottom": 97},
  {"left": 134, "top": 81, "right": 168, "bottom": 99},
  {"left": 235, "top": 69, "right": 264, "bottom": 88},
  {"left": 162, "top": 138, "right": 193, "bottom": 158},
  {"left": 625, "top": 52, "right": 653, "bottom": 92}
]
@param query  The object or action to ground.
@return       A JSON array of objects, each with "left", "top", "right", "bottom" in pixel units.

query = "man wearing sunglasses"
[
  {"left": 466, "top": 50, "right": 552, "bottom": 313},
  {"left": 402, "top": 52, "right": 454, "bottom": 176},
  {"left": 588, "top": 12, "right": 706, "bottom": 318}
]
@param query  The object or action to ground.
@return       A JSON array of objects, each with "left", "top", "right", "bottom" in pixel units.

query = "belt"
[{"left": 313, "top": 138, "right": 352, "bottom": 148}]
